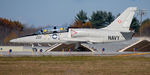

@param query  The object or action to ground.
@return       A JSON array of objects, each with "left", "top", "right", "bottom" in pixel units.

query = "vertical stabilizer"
[{"left": 103, "top": 7, "right": 137, "bottom": 32}]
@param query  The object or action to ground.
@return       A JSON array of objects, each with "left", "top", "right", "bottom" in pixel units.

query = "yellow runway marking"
[{"left": 117, "top": 53, "right": 150, "bottom": 56}]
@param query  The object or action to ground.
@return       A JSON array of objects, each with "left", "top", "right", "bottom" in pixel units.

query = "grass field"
[{"left": 0, "top": 56, "right": 150, "bottom": 75}]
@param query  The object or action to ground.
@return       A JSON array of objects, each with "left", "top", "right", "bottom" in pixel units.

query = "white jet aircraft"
[{"left": 10, "top": 7, "right": 137, "bottom": 45}]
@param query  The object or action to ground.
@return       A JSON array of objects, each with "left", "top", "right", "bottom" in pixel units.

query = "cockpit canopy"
[{"left": 34, "top": 26, "right": 68, "bottom": 35}]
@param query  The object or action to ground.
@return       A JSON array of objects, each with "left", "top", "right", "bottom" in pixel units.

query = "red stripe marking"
[{"left": 71, "top": 29, "right": 78, "bottom": 37}]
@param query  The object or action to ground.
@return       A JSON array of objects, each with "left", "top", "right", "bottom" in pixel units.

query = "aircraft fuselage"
[{"left": 10, "top": 29, "right": 131, "bottom": 44}]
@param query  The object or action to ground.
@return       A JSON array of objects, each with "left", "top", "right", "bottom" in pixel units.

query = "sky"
[{"left": 0, "top": 0, "right": 150, "bottom": 27}]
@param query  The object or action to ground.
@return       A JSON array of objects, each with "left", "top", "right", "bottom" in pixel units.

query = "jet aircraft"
[{"left": 10, "top": 7, "right": 137, "bottom": 46}]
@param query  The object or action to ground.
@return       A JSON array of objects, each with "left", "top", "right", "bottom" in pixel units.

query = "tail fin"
[{"left": 103, "top": 7, "right": 137, "bottom": 32}]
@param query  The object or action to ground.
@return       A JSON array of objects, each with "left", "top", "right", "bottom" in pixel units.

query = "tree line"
[
  {"left": 0, "top": 18, "right": 23, "bottom": 45},
  {"left": 140, "top": 18, "right": 150, "bottom": 36},
  {"left": 71, "top": 10, "right": 150, "bottom": 36},
  {"left": 71, "top": 10, "right": 140, "bottom": 33},
  {"left": 0, "top": 18, "right": 38, "bottom": 45}
]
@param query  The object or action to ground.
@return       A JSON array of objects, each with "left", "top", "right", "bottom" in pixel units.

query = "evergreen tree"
[
  {"left": 90, "top": 11, "right": 115, "bottom": 28},
  {"left": 75, "top": 10, "right": 88, "bottom": 23},
  {"left": 106, "top": 12, "right": 115, "bottom": 24},
  {"left": 130, "top": 17, "right": 140, "bottom": 32}
]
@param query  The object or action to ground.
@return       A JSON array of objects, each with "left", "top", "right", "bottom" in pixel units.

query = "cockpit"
[{"left": 33, "top": 26, "right": 68, "bottom": 35}]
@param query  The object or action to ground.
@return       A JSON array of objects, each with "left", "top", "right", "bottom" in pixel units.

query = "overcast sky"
[{"left": 0, "top": 0, "right": 149, "bottom": 27}]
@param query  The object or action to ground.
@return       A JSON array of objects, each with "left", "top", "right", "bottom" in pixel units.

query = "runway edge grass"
[
  {"left": 0, "top": 56, "right": 150, "bottom": 61},
  {"left": 1, "top": 56, "right": 150, "bottom": 75}
]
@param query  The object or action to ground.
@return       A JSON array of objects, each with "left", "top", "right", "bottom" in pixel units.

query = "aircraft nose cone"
[{"left": 10, "top": 39, "right": 19, "bottom": 43}]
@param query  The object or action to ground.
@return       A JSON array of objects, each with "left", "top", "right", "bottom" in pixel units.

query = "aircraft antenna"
[{"left": 137, "top": 9, "right": 148, "bottom": 36}]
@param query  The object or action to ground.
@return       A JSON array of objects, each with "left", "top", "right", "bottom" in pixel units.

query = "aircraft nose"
[{"left": 10, "top": 39, "right": 19, "bottom": 43}]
